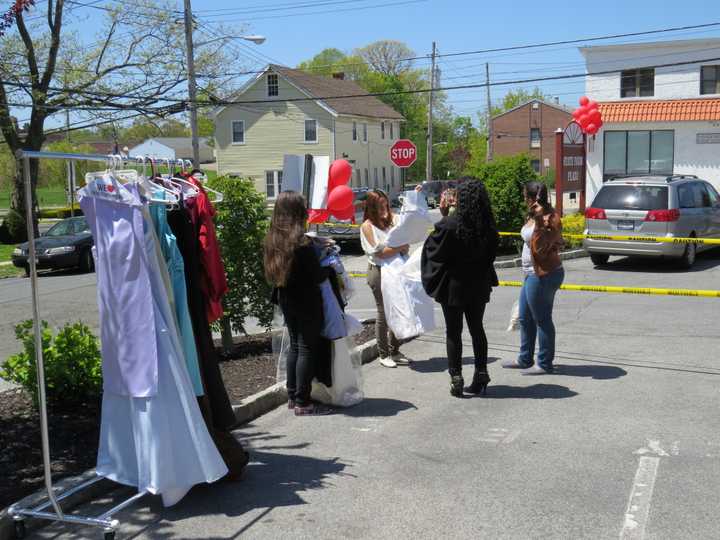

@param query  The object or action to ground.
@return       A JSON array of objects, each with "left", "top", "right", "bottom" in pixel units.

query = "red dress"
[{"left": 185, "top": 177, "right": 228, "bottom": 323}]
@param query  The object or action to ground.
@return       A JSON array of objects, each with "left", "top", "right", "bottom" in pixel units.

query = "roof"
[
  {"left": 220, "top": 64, "right": 404, "bottom": 120},
  {"left": 579, "top": 37, "right": 720, "bottom": 55},
  {"left": 598, "top": 98, "right": 720, "bottom": 122},
  {"left": 491, "top": 99, "right": 573, "bottom": 120},
  {"left": 143, "top": 137, "right": 211, "bottom": 149}
]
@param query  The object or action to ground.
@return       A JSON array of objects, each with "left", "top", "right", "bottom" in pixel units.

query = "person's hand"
[
  {"left": 415, "top": 184, "right": 423, "bottom": 193},
  {"left": 530, "top": 201, "right": 544, "bottom": 217},
  {"left": 397, "top": 244, "right": 410, "bottom": 256}
]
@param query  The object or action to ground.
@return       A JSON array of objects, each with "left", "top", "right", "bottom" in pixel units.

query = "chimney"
[
  {"left": 332, "top": 72, "right": 345, "bottom": 80},
  {"left": 554, "top": 96, "right": 560, "bottom": 104}
]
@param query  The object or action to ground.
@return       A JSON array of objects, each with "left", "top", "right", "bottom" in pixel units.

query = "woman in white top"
[{"left": 360, "top": 190, "right": 410, "bottom": 368}]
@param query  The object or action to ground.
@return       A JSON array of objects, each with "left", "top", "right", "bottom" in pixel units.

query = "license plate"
[{"left": 617, "top": 220, "right": 635, "bottom": 231}]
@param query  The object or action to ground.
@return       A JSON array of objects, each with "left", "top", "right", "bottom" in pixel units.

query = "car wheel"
[
  {"left": 23, "top": 265, "right": 30, "bottom": 278},
  {"left": 679, "top": 239, "right": 697, "bottom": 269},
  {"left": 590, "top": 253, "right": 610, "bottom": 266},
  {"left": 79, "top": 248, "right": 95, "bottom": 273}
]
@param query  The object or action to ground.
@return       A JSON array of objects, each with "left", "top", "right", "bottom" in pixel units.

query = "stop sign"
[{"left": 390, "top": 139, "right": 417, "bottom": 168}]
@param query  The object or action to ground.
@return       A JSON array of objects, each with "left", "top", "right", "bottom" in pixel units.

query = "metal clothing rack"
[{"left": 8, "top": 150, "right": 192, "bottom": 540}]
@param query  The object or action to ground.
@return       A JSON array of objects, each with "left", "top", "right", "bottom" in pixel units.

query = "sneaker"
[
  {"left": 288, "top": 399, "right": 296, "bottom": 410},
  {"left": 501, "top": 359, "right": 531, "bottom": 369},
  {"left": 521, "top": 365, "right": 553, "bottom": 375},
  {"left": 379, "top": 357, "right": 398, "bottom": 368},
  {"left": 294, "top": 403, "right": 333, "bottom": 416},
  {"left": 392, "top": 353, "right": 411, "bottom": 366}
]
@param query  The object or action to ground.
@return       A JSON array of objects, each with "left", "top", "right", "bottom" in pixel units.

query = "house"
[
  {"left": 213, "top": 64, "right": 405, "bottom": 199},
  {"left": 491, "top": 99, "right": 572, "bottom": 176},
  {"left": 128, "top": 137, "right": 214, "bottom": 163},
  {"left": 580, "top": 38, "right": 720, "bottom": 201}
]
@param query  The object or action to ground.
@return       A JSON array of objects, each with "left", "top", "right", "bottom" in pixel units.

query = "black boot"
[
  {"left": 465, "top": 371, "right": 490, "bottom": 395},
  {"left": 450, "top": 375, "right": 464, "bottom": 398}
]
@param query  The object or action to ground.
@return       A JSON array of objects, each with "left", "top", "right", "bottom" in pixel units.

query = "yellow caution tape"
[
  {"left": 499, "top": 231, "right": 720, "bottom": 245},
  {"left": 348, "top": 274, "right": 720, "bottom": 298}
]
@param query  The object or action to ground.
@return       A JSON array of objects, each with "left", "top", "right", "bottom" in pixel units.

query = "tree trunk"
[{"left": 10, "top": 148, "right": 41, "bottom": 240}]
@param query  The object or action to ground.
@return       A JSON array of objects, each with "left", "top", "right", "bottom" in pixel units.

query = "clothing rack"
[{"left": 8, "top": 150, "right": 193, "bottom": 540}]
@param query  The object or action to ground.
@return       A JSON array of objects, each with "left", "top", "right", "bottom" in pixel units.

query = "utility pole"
[
  {"left": 426, "top": 41, "right": 436, "bottom": 183},
  {"left": 486, "top": 63, "right": 493, "bottom": 162},
  {"left": 183, "top": 0, "right": 201, "bottom": 168}
]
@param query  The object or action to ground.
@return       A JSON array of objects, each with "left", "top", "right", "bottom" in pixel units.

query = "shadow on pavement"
[
  {"left": 341, "top": 397, "right": 416, "bottom": 417},
  {"left": 554, "top": 364, "right": 627, "bottom": 380},
  {"left": 593, "top": 247, "right": 720, "bottom": 274},
  {"left": 479, "top": 383, "right": 578, "bottom": 400},
  {"left": 410, "top": 356, "right": 500, "bottom": 374}
]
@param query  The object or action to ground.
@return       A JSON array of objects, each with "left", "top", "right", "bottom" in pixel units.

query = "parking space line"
[{"left": 620, "top": 456, "right": 660, "bottom": 540}]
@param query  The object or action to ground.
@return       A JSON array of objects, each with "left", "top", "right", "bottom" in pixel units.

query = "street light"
[{"left": 195, "top": 35, "right": 267, "bottom": 47}]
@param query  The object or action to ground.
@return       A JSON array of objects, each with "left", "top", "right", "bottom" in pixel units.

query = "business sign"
[
  {"left": 562, "top": 122, "right": 585, "bottom": 190},
  {"left": 390, "top": 139, "right": 417, "bottom": 168},
  {"left": 696, "top": 133, "right": 720, "bottom": 144}
]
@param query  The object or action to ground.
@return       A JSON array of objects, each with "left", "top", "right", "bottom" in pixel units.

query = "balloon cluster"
[
  {"left": 572, "top": 96, "right": 603, "bottom": 136},
  {"left": 307, "top": 159, "right": 355, "bottom": 224}
]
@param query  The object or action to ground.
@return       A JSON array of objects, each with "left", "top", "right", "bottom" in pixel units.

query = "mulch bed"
[{"left": 0, "top": 322, "right": 376, "bottom": 510}]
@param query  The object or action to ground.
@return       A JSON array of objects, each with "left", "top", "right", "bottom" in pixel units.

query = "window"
[
  {"left": 706, "top": 183, "right": 720, "bottom": 206},
  {"left": 390, "top": 122, "right": 394, "bottom": 139},
  {"left": 304, "top": 119, "right": 318, "bottom": 143},
  {"left": 569, "top": 192, "right": 577, "bottom": 201},
  {"left": 354, "top": 169, "right": 360, "bottom": 187},
  {"left": 364, "top": 168, "right": 369, "bottom": 186},
  {"left": 621, "top": 68, "right": 654, "bottom": 98},
  {"left": 701, "top": 65, "right": 720, "bottom": 95},
  {"left": 231, "top": 121, "right": 244, "bottom": 144},
  {"left": 593, "top": 185, "right": 668, "bottom": 211},
  {"left": 692, "top": 182, "right": 711, "bottom": 208},
  {"left": 265, "top": 170, "right": 282, "bottom": 199},
  {"left": 530, "top": 128, "right": 541, "bottom": 148},
  {"left": 374, "top": 167, "right": 379, "bottom": 188},
  {"left": 531, "top": 159, "right": 541, "bottom": 173},
  {"left": 678, "top": 184, "right": 695, "bottom": 209},
  {"left": 381, "top": 121, "right": 386, "bottom": 139},
  {"left": 352, "top": 121, "right": 358, "bottom": 141},
  {"left": 390, "top": 166, "right": 395, "bottom": 187},
  {"left": 363, "top": 123, "right": 368, "bottom": 143},
  {"left": 602, "top": 130, "right": 674, "bottom": 181},
  {"left": 382, "top": 166, "right": 387, "bottom": 187},
  {"left": 267, "top": 74, "right": 279, "bottom": 97}
]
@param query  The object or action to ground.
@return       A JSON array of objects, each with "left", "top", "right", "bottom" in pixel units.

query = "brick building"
[{"left": 491, "top": 99, "right": 572, "bottom": 176}]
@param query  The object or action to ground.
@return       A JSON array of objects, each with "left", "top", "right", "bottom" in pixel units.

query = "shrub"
[
  {"left": 0, "top": 320, "right": 102, "bottom": 408},
  {"left": 2, "top": 208, "right": 27, "bottom": 243},
  {"left": 207, "top": 176, "right": 274, "bottom": 332},
  {"left": 38, "top": 207, "right": 84, "bottom": 219},
  {"left": 562, "top": 213, "right": 586, "bottom": 248}
]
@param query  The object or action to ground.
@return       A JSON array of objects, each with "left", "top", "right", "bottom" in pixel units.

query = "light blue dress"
[
  {"left": 149, "top": 196, "right": 205, "bottom": 396},
  {"left": 80, "top": 179, "right": 227, "bottom": 507}
]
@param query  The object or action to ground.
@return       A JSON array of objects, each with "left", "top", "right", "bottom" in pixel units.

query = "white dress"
[{"left": 81, "top": 179, "right": 227, "bottom": 507}]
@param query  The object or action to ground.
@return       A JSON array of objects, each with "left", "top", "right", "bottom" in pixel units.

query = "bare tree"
[{"left": 355, "top": 40, "right": 415, "bottom": 76}]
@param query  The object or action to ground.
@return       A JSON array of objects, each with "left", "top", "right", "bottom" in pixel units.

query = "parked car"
[
  {"left": 583, "top": 175, "right": 720, "bottom": 268},
  {"left": 12, "top": 216, "right": 95, "bottom": 276},
  {"left": 314, "top": 187, "right": 369, "bottom": 243}
]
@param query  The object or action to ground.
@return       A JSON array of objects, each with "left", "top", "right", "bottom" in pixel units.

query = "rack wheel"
[
  {"left": 14, "top": 520, "right": 26, "bottom": 539},
  {"left": 103, "top": 531, "right": 116, "bottom": 540}
]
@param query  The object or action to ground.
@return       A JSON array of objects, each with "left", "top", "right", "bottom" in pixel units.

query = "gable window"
[
  {"left": 231, "top": 121, "right": 245, "bottom": 144},
  {"left": 363, "top": 123, "right": 368, "bottom": 143},
  {"left": 621, "top": 68, "right": 654, "bottom": 98},
  {"left": 701, "top": 65, "right": 720, "bottom": 95},
  {"left": 304, "top": 119, "right": 318, "bottom": 143},
  {"left": 530, "top": 128, "right": 541, "bottom": 148},
  {"left": 352, "top": 121, "right": 358, "bottom": 141},
  {"left": 390, "top": 122, "right": 394, "bottom": 140},
  {"left": 603, "top": 130, "right": 674, "bottom": 181},
  {"left": 267, "top": 73, "right": 279, "bottom": 97},
  {"left": 381, "top": 121, "right": 386, "bottom": 139}
]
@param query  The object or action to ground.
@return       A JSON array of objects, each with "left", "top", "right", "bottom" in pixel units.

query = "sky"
[{"left": 18, "top": 0, "right": 720, "bottom": 129}]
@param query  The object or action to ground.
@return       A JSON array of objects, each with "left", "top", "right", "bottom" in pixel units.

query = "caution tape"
[{"left": 347, "top": 273, "right": 720, "bottom": 298}]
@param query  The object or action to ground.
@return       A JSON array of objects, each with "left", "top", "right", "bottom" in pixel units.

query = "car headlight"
[
  {"left": 12, "top": 248, "right": 23, "bottom": 256},
  {"left": 46, "top": 246, "right": 76, "bottom": 255}
]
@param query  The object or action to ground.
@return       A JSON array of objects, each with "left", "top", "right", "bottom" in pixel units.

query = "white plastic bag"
[
  {"left": 385, "top": 190, "right": 433, "bottom": 247},
  {"left": 312, "top": 338, "right": 364, "bottom": 407},
  {"left": 381, "top": 249, "right": 436, "bottom": 340},
  {"left": 507, "top": 300, "right": 520, "bottom": 332}
]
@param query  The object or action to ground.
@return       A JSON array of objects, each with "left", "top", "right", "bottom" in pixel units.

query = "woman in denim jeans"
[{"left": 503, "top": 182, "right": 564, "bottom": 375}]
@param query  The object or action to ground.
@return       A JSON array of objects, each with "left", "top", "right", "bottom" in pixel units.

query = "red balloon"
[
  {"left": 327, "top": 184, "right": 354, "bottom": 211},
  {"left": 328, "top": 159, "right": 352, "bottom": 190},
  {"left": 579, "top": 96, "right": 589, "bottom": 106},
  {"left": 589, "top": 109, "right": 602, "bottom": 123},
  {"left": 587, "top": 100, "right": 598, "bottom": 111},
  {"left": 308, "top": 208, "right": 329, "bottom": 224},
  {"left": 586, "top": 123, "right": 598, "bottom": 135},
  {"left": 331, "top": 204, "right": 356, "bottom": 221},
  {"left": 572, "top": 108, "right": 582, "bottom": 119},
  {"left": 578, "top": 114, "right": 591, "bottom": 127}
]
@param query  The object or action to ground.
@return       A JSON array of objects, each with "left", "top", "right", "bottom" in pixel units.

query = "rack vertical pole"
[{"left": 22, "top": 155, "right": 64, "bottom": 519}]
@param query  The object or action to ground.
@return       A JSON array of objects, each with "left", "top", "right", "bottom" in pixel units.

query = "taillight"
[
  {"left": 585, "top": 207, "right": 607, "bottom": 220},
  {"left": 644, "top": 209, "right": 680, "bottom": 222}
]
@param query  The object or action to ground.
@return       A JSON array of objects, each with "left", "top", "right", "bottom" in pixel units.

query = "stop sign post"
[{"left": 390, "top": 139, "right": 417, "bottom": 168}]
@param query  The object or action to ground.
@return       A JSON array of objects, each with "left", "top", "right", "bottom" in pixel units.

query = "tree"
[
  {"left": 0, "top": 1, "right": 248, "bottom": 239},
  {"left": 355, "top": 40, "right": 414, "bottom": 76},
  {"left": 297, "top": 48, "right": 347, "bottom": 76},
  {"left": 493, "top": 87, "right": 550, "bottom": 117}
]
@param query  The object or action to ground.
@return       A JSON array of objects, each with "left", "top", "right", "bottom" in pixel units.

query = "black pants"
[
  {"left": 285, "top": 314, "right": 319, "bottom": 407},
  {"left": 441, "top": 302, "right": 488, "bottom": 377}
]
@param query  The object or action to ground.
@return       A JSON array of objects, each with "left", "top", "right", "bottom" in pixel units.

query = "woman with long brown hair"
[
  {"left": 264, "top": 191, "right": 331, "bottom": 416},
  {"left": 360, "top": 190, "right": 410, "bottom": 368}
]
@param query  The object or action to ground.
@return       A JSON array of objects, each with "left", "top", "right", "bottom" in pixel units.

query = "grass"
[
  {"left": 0, "top": 244, "right": 16, "bottom": 262},
  {"left": 0, "top": 264, "right": 22, "bottom": 279},
  {"left": 0, "top": 186, "right": 67, "bottom": 209}
]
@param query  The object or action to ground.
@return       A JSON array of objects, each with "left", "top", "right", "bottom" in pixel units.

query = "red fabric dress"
[{"left": 185, "top": 176, "right": 228, "bottom": 323}]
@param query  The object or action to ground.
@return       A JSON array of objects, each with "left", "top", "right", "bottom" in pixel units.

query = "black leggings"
[
  {"left": 284, "top": 314, "right": 319, "bottom": 407},
  {"left": 441, "top": 302, "right": 488, "bottom": 377}
]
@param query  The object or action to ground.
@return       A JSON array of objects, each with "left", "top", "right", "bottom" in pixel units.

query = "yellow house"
[{"left": 213, "top": 64, "right": 405, "bottom": 199}]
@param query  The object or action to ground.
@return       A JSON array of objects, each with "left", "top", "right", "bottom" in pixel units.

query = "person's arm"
[{"left": 361, "top": 221, "right": 408, "bottom": 259}]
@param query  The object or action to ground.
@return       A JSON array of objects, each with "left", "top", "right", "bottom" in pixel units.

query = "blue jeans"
[{"left": 518, "top": 267, "right": 564, "bottom": 371}]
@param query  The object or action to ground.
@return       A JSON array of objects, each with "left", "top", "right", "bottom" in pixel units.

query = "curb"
[
  {"left": 493, "top": 248, "right": 587, "bottom": 269},
  {"left": 0, "top": 339, "right": 379, "bottom": 540}
]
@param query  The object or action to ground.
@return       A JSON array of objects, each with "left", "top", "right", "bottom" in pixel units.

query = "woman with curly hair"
[{"left": 421, "top": 179, "right": 499, "bottom": 397}]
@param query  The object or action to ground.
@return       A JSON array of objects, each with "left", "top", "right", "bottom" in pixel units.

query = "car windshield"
[
  {"left": 592, "top": 185, "right": 668, "bottom": 211},
  {"left": 46, "top": 218, "right": 88, "bottom": 237}
]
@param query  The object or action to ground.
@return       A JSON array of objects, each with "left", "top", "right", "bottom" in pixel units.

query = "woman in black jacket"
[
  {"left": 264, "top": 191, "right": 331, "bottom": 416},
  {"left": 421, "top": 180, "right": 499, "bottom": 398}
]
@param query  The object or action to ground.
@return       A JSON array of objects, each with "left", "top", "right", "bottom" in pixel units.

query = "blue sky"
[{"left": 30, "top": 0, "right": 720, "bottom": 129}]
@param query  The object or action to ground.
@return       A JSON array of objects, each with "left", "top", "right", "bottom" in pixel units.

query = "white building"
[
  {"left": 129, "top": 137, "right": 214, "bottom": 163},
  {"left": 580, "top": 38, "right": 720, "bottom": 202}
]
